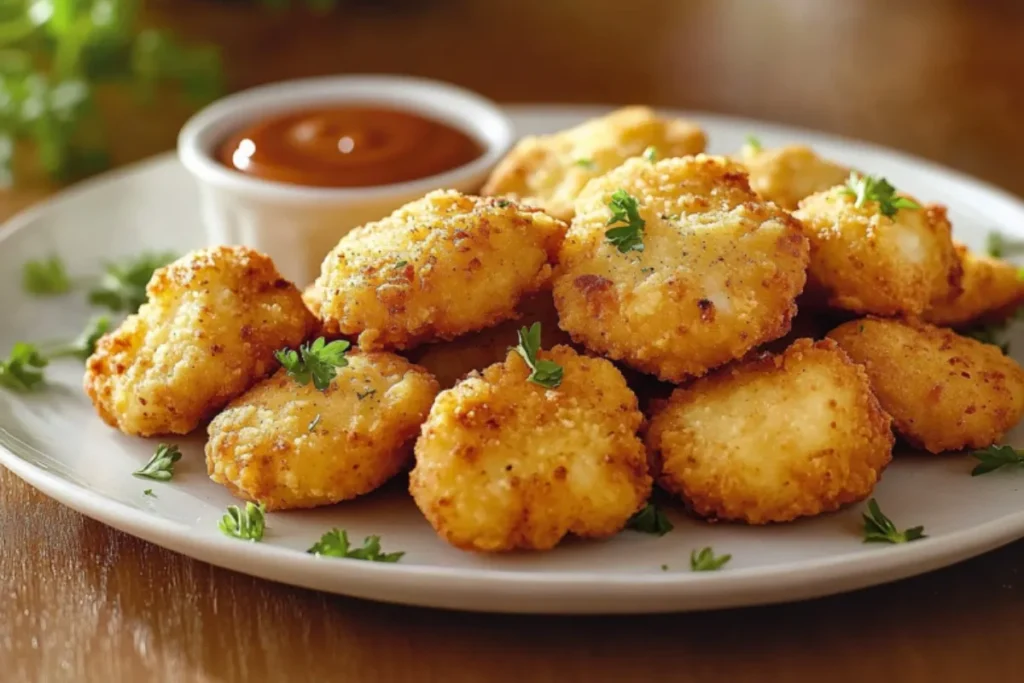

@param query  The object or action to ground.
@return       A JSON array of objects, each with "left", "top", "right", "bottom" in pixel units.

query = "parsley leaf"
[
  {"left": 690, "top": 547, "right": 731, "bottom": 572},
  {"left": 987, "top": 231, "right": 1024, "bottom": 259},
  {"left": 605, "top": 189, "right": 646, "bottom": 253},
  {"left": 642, "top": 145, "right": 658, "bottom": 162},
  {"left": 0, "top": 343, "right": 48, "bottom": 392},
  {"left": 307, "top": 529, "right": 404, "bottom": 562},
  {"left": 132, "top": 443, "right": 182, "bottom": 481},
  {"left": 22, "top": 255, "right": 71, "bottom": 296},
  {"left": 219, "top": 502, "right": 267, "bottom": 542},
  {"left": 862, "top": 498, "right": 926, "bottom": 544},
  {"left": 275, "top": 337, "right": 351, "bottom": 391},
  {"left": 744, "top": 134, "right": 762, "bottom": 152},
  {"left": 970, "top": 444, "right": 1024, "bottom": 476},
  {"left": 574, "top": 157, "right": 595, "bottom": 169},
  {"left": 47, "top": 315, "right": 111, "bottom": 361},
  {"left": 513, "top": 322, "right": 563, "bottom": 389},
  {"left": 839, "top": 173, "right": 921, "bottom": 219},
  {"left": 626, "top": 502, "right": 674, "bottom": 536},
  {"left": 143, "top": 489, "right": 156, "bottom": 497},
  {"left": 88, "top": 252, "right": 177, "bottom": 313},
  {"left": 495, "top": 199, "right": 511, "bottom": 208}
]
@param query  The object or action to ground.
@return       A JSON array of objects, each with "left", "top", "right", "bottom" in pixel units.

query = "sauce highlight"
[{"left": 217, "top": 107, "right": 484, "bottom": 188}]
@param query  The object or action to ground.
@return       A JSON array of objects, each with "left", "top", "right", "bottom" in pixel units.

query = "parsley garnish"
[
  {"left": 574, "top": 157, "right": 595, "bottom": 169},
  {"left": 513, "top": 322, "right": 563, "bottom": 389},
  {"left": 969, "top": 444, "right": 1024, "bottom": 476},
  {"left": 22, "top": 255, "right": 71, "bottom": 296},
  {"left": 143, "top": 489, "right": 156, "bottom": 497},
  {"left": 219, "top": 502, "right": 267, "bottom": 542},
  {"left": 47, "top": 315, "right": 111, "bottom": 361},
  {"left": 0, "top": 343, "right": 48, "bottom": 392},
  {"left": 839, "top": 173, "right": 921, "bottom": 218},
  {"left": 275, "top": 337, "right": 350, "bottom": 391},
  {"left": 862, "top": 498, "right": 925, "bottom": 544},
  {"left": 495, "top": 199, "right": 511, "bottom": 208},
  {"left": 357, "top": 388, "right": 376, "bottom": 400},
  {"left": 308, "top": 414, "right": 321, "bottom": 432},
  {"left": 745, "top": 134, "right": 762, "bottom": 152},
  {"left": 605, "top": 189, "right": 646, "bottom": 253},
  {"left": 88, "top": 252, "right": 177, "bottom": 313},
  {"left": 307, "top": 529, "right": 404, "bottom": 562},
  {"left": 132, "top": 443, "right": 182, "bottom": 481},
  {"left": 642, "top": 145, "right": 658, "bottom": 162},
  {"left": 394, "top": 260, "right": 408, "bottom": 268},
  {"left": 626, "top": 503, "right": 674, "bottom": 536},
  {"left": 690, "top": 547, "right": 731, "bottom": 571},
  {"left": 986, "top": 231, "right": 1024, "bottom": 259}
]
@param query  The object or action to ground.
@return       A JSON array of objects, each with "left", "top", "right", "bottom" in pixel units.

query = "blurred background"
[{"left": 2, "top": 0, "right": 1023, "bottom": 204}]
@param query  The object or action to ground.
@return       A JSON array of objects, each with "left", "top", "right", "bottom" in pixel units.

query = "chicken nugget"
[
  {"left": 737, "top": 143, "right": 850, "bottom": 210},
  {"left": 647, "top": 339, "right": 893, "bottom": 524},
  {"left": 309, "top": 190, "right": 566, "bottom": 351},
  {"left": 85, "top": 246, "right": 316, "bottom": 436},
  {"left": 410, "top": 345, "right": 651, "bottom": 552},
  {"left": 482, "top": 106, "right": 706, "bottom": 221},
  {"left": 207, "top": 352, "right": 438, "bottom": 510},
  {"left": 828, "top": 317, "right": 1024, "bottom": 453},
  {"left": 553, "top": 155, "right": 809, "bottom": 383},
  {"left": 794, "top": 185, "right": 961, "bottom": 316},
  {"left": 924, "top": 243, "right": 1024, "bottom": 327}
]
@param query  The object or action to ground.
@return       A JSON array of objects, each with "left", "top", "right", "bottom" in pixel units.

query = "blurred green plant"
[{"left": 0, "top": 0, "right": 222, "bottom": 186}]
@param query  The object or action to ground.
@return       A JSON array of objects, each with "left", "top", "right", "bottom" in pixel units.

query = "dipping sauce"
[{"left": 217, "top": 107, "right": 485, "bottom": 188}]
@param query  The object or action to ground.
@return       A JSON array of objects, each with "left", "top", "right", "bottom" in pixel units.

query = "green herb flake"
[
  {"left": 275, "top": 337, "right": 351, "bottom": 391},
  {"left": 574, "top": 158, "right": 595, "bottom": 170},
  {"left": 357, "top": 388, "right": 376, "bottom": 400},
  {"left": 513, "top": 322, "right": 563, "bottom": 389},
  {"left": 839, "top": 173, "right": 921, "bottom": 219},
  {"left": 143, "top": 489, "right": 156, "bottom": 498},
  {"left": 745, "top": 134, "right": 762, "bottom": 152},
  {"left": 219, "top": 502, "right": 267, "bottom": 542},
  {"left": 132, "top": 443, "right": 182, "bottom": 481},
  {"left": 969, "top": 444, "right": 1024, "bottom": 476},
  {"left": 862, "top": 498, "right": 925, "bottom": 544},
  {"left": 627, "top": 502, "right": 674, "bottom": 536},
  {"left": 605, "top": 189, "right": 646, "bottom": 253},
  {"left": 690, "top": 547, "right": 731, "bottom": 572},
  {"left": 307, "top": 528, "right": 404, "bottom": 562},
  {"left": 642, "top": 146, "right": 658, "bottom": 162},
  {"left": 23, "top": 255, "right": 71, "bottom": 296},
  {"left": 394, "top": 260, "right": 408, "bottom": 268}
]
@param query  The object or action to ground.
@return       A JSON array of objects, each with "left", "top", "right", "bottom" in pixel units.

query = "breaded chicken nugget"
[
  {"left": 410, "top": 345, "right": 651, "bottom": 552},
  {"left": 309, "top": 190, "right": 566, "bottom": 350},
  {"left": 409, "top": 292, "right": 572, "bottom": 389},
  {"left": 829, "top": 318, "right": 1024, "bottom": 453},
  {"left": 794, "top": 186, "right": 961, "bottom": 316},
  {"left": 85, "top": 246, "right": 315, "bottom": 436},
  {"left": 737, "top": 143, "right": 850, "bottom": 210},
  {"left": 924, "top": 243, "right": 1024, "bottom": 327},
  {"left": 647, "top": 339, "right": 893, "bottom": 524},
  {"left": 553, "top": 155, "right": 809, "bottom": 382},
  {"left": 207, "top": 352, "right": 438, "bottom": 510},
  {"left": 482, "top": 106, "right": 706, "bottom": 221}
]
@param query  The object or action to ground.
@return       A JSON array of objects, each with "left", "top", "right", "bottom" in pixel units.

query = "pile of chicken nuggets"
[{"left": 84, "top": 106, "right": 1024, "bottom": 552}]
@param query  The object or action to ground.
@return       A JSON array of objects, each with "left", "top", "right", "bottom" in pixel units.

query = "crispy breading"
[
  {"left": 410, "top": 345, "right": 651, "bottom": 552},
  {"left": 647, "top": 339, "right": 893, "bottom": 524},
  {"left": 828, "top": 317, "right": 1024, "bottom": 453},
  {"left": 737, "top": 143, "right": 850, "bottom": 210},
  {"left": 308, "top": 190, "right": 566, "bottom": 351},
  {"left": 924, "top": 243, "right": 1024, "bottom": 327},
  {"left": 553, "top": 155, "right": 809, "bottom": 382},
  {"left": 794, "top": 188, "right": 962, "bottom": 316},
  {"left": 84, "top": 246, "right": 315, "bottom": 436},
  {"left": 206, "top": 352, "right": 438, "bottom": 510},
  {"left": 481, "top": 106, "right": 706, "bottom": 221}
]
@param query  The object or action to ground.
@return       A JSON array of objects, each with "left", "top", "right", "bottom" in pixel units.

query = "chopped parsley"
[
  {"left": 132, "top": 443, "right": 182, "bottom": 481},
  {"left": 642, "top": 145, "right": 658, "bottom": 162},
  {"left": 22, "top": 255, "right": 71, "bottom": 296},
  {"left": 969, "top": 444, "right": 1024, "bottom": 476},
  {"left": 626, "top": 502, "right": 674, "bottom": 536},
  {"left": 690, "top": 547, "right": 731, "bottom": 572},
  {"left": 275, "top": 337, "right": 350, "bottom": 391},
  {"left": 605, "top": 189, "right": 646, "bottom": 253},
  {"left": 862, "top": 498, "right": 925, "bottom": 544},
  {"left": 513, "top": 322, "right": 563, "bottom": 389},
  {"left": 394, "top": 260, "right": 408, "bottom": 268},
  {"left": 0, "top": 343, "right": 48, "bottom": 392},
  {"left": 839, "top": 173, "right": 920, "bottom": 218},
  {"left": 495, "top": 199, "right": 511, "bottom": 208},
  {"left": 219, "top": 502, "right": 267, "bottom": 541},
  {"left": 307, "top": 529, "right": 404, "bottom": 562}
]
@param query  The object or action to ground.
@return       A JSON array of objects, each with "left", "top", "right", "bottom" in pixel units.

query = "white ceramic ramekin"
[{"left": 177, "top": 75, "right": 514, "bottom": 285}]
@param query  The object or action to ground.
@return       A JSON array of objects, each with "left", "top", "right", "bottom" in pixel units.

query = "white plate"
[{"left": 2, "top": 105, "right": 1024, "bottom": 614}]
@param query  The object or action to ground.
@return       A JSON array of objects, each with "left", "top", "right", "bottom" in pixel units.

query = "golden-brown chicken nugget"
[
  {"left": 829, "top": 318, "right": 1024, "bottom": 453},
  {"left": 85, "top": 246, "right": 316, "bottom": 436},
  {"left": 207, "top": 352, "right": 438, "bottom": 510},
  {"left": 794, "top": 183, "right": 961, "bottom": 316},
  {"left": 737, "top": 143, "right": 850, "bottom": 210},
  {"left": 411, "top": 345, "right": 651, "bottom": 552},
  {"left": 924, "top": 243, "right": 1024, "bottom": 327},
  {"left": 553, "top": 155, "right": 809, "bottom": 382},
  {"left": 647, "top": 339, "right": 893, "bottom": 524},
  {"left": 482, "top": 106, "right": 706, "bottom": 221},
  {"left": 309, "top": 190, "right": 566, "bottom": 350}
]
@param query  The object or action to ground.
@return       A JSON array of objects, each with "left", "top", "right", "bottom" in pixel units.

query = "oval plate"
[{"left": 2, "top": 105, "right": 1023, "bottom": 614}]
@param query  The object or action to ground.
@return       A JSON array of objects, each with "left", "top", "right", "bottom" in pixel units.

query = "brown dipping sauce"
[{"left": 217, "top": 106, "right": 484, "bottom": 188}]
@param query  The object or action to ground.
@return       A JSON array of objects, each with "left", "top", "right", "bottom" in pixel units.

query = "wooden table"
[{"left": 4, "top": 1, "right": 1024, "bottom": 680}]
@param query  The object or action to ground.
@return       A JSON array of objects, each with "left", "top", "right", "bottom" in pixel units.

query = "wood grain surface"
[{"left": 4, "top": 1, "right": 1024, "bottom": 681}]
